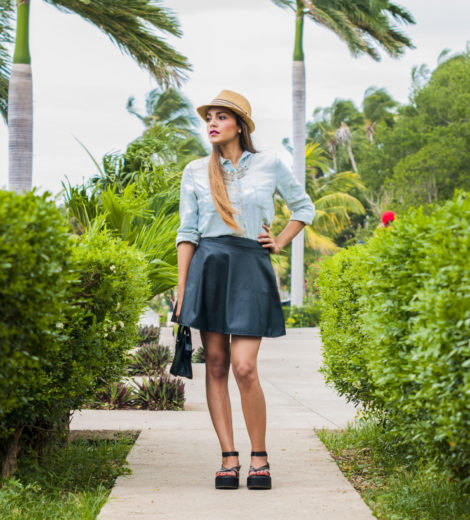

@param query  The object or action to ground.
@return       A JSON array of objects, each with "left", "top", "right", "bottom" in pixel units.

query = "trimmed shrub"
[
  {"left": 360, "top": 190, "right": 470, "bottom": 477},
  {"left": 0, "top": 190, "right": 76, "bottom": 475},
  {"left": 0, "top": 190, "right": 75, "bottom": 417},
  {"left": 317, "top": 245, "right": 379, "bottom": 412},
  {"left": 63, "top": 227, "right": 152, "bottom": 404},
  {"left": 318, "top": 190, "right": 470, "bottom": 479},
  {"left": 0, "top": 196, "right": 151, "bottom": 477}
]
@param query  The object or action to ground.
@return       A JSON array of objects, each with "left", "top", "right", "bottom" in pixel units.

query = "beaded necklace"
[{"left": 222, "top": 155, "right": 249, "bottom": 182}]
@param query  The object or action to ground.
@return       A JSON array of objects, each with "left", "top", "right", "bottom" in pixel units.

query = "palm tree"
[
  {"left": 270, "top": 0, "right": 415, "bottom": 306},
  {"left": 126, "top": 86, "right": 208, "bottom": 161},
  {"left": 127, "top": 86, "right": 199, "bottom": 132},
  {"left": 308, "top": 100, "right": 362, "bottom": 173},
  {"left": 1, "top": 0, "right": 191, "bottom": 193},
  {"left": 272, "top": 142, "right": 366, "bottom": 292},
  {"left": 336, "top": 121, "right": 357, "bottom": 172},
  {"left": 362, "top": 86, "right": 397, "bottom": 142}
]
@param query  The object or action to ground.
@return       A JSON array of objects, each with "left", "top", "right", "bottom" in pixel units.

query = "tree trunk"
[
  {"left": 8, "top": 1, "right": 33, "bottom": 193},
  {"left": 291, "top": 1, "right": 306, "bottom": 307},
  {"left": 1, "top": 425, "right": 24, "bottom": 480},
  {"left": 347, "top": 143, "right": 358, "bottom": 172}
]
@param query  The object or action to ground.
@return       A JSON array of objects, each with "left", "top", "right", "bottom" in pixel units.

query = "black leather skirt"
[{"left": 171, "top": 235, "right": 286, "bottom": 337}]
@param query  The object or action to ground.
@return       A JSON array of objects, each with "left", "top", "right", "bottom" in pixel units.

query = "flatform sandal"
[
  {"left": 215, "top": 451, "right": 241, "bottom": 489},
  {"left": 247, "top": 450, "right": 271, "bottom": 490}
]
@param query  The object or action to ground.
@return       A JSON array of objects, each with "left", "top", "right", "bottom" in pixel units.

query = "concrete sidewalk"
[{"left": 71, "top": 327, "right": 374, "bottom": 519}]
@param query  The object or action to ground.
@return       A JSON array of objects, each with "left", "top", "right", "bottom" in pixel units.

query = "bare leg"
[
  {"left": 200, "top": 329, "right": 239, "bottom": 470},
  {"left": 230, "top": 335, "right": 268, "bottom": 469}
]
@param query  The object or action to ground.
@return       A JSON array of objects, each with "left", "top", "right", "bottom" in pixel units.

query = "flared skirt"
[{"left": 171, "top": 235, "right": 286, "bottom": 337}]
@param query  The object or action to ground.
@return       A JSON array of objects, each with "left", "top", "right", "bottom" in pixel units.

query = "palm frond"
[
  {"left": 315, "top": 192, "right": 366, "bottom": 215},
  {"left": 315, "top": 171, "right": 366, "bottom": 195},
  {"left": 299, "top": 0, "right": 414, "bottom": 61},
  {"left": 269, "top": 0, "right": 296, "bottom": 10},
  {"left": 45, "top": 0, "right": 192, "bottom": 87},
  {"left": 304, "top": 226, "right": 338, "bottom": 254}
]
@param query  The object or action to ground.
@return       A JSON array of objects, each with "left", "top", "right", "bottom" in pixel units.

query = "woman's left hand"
[{"left": 258, "top": 224, "right": 282, "bottom": 254}]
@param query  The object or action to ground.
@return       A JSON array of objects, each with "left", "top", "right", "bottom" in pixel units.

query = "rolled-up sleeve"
[
  {"left": 274, "top": 157, "right": 315, "bottom": 225},
  {"left": 176, "top": 163, "right": 201, "bottom": 247}
]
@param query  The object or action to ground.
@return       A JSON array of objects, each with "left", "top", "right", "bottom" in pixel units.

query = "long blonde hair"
[{"left": 207, "top": 110, "right": 258, "bottom": 234}]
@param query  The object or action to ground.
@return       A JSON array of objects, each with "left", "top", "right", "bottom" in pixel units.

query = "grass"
[
  {"left": 0, "top": 431, "right": 138, "bottom": 520},
  {"left": 315, "top": 418, "right": 470, "bottom": 520}
]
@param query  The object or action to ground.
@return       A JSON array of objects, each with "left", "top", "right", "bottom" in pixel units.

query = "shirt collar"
[{"left": 219, "top": 149, "right": 252, "bottom": 166}]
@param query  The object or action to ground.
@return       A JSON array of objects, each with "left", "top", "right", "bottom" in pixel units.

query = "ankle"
[
  {"left": 250, "top": 450, "right": 268, "bottom": 465},
  {"left": 222, "top": 453, "right": 239, "bottom": 460}
]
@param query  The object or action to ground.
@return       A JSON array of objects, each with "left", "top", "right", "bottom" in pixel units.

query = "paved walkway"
[{"left": 71, "top": 327, "right": 374, "bottom": 519}]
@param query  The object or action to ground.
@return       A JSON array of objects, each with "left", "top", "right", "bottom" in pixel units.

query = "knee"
[
  {"left": 206, "top": 355, "right": 230, "bottom": 380},
  {"left": 232, "top": 362, "right": 257, "bottom": 386}
]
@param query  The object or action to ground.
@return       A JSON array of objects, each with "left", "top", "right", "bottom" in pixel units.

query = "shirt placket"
[{"left": 224, "top": 163, "right": 247, "bottom": 236}]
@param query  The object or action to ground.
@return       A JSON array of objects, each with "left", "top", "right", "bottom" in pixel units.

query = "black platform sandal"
[
  {"left": 215, "top": 451, "right": 241, "bottom": 489},
  {"left": 247, "top": 450, "right": 271, "bottom": 490}
]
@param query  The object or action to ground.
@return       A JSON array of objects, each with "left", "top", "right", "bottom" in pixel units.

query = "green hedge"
[
  {"left": 317, "top": 245, "right": 379, "bottom": 412},
  {"left": 0, "top": 190, "right": 75, "bottom": 428},
  {"left": 0, "top": 190, "right": 151, "bottom": 477},
  {"left": 318, "top": 190, "right": 470, "bottom": 480},
  {"left": 65, "top": 228, "right": 151, "bottom": 400}
]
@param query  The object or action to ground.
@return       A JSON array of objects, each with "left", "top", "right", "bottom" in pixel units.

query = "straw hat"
[{"left": 196, "top": 89, "right": 255, "bottom": 133}]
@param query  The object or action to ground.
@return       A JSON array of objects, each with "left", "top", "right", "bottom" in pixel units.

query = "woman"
[{"left": 171, "top": 89, "right": 315, "bottom": 490}]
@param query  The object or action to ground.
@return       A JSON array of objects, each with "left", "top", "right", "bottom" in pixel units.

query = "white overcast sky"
[{"left": 0, "top": 0, "right": 469, "bottom": 196}]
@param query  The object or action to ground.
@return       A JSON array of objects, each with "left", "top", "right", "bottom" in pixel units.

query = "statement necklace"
[{"left": 222, "top": 158, "right": 248, "bottom": 182}]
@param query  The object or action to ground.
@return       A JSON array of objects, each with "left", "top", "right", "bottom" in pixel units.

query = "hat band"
[{"left": 211, "top": 98, "right": 249, "bottom": 117}]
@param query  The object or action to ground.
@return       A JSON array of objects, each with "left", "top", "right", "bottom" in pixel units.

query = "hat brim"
[{"left": 197, "top": 102, "right": 255, "bottom": 133}]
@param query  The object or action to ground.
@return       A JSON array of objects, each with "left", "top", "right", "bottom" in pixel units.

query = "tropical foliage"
[
  {"left": 269, "top": 0, "right": 414, "bottom": 302},
  {"left": 308, "top": 45, "right": 470, "bottom": 227},
  {"left": 62, "top": 85, "right": 208, "bottom": 296}
]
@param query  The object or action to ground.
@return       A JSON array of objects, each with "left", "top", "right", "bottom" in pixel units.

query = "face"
[{"left": 206, "top": 107, "right": 241, "bottom": 145}]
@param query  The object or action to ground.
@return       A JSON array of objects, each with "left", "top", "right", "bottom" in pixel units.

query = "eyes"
[{"left": 206, "top": 114, "right": 226, "bottom": 122}]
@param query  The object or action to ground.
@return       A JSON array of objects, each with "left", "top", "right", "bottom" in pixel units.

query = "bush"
[
  {"left": 318, "top": 190, "right": 470, "bottom": 480},
  {"left": 64, "top": 227, "right": 152, "bottom": 402},
  {"left": 360, "top": 190, "right": 470, "bottom": 478},
  {"left": 127, "top": 343, "right": 172, "bottom": 376},
  {"left": 282, "top": 303, "right": 322, "bottom": 327},
  {"left": 133, "top": 376, "right": 185, "bottom": 411},
  {"left": 0, "top": 190, "right": 76, "bottom": 476},
  {"left": 0, "top": 195, "right": 151, "bottom": 478},
  {"left": 137, "top": 325, "right": 160, "bottom": 346},
  {"left": 0, "top": 190, "right": 75, "bottom": 418},
  {"left": 93, "top": 382, "right": 135, "bottom": 410},
  {"left": 317, "top": 244, "right": 379, "bottom": 412}
]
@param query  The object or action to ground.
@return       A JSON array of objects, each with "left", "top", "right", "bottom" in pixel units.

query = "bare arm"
[
  {"left": 175, "top": 241, "right": 196, "bottom": 318},
  {"left": 275, "top": 220, "right": 306, "bottom": 250}
]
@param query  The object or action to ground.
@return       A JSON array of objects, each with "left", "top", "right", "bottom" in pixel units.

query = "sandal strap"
[
  {"left": 222, "top": 451, "right": 239, "bottom": 457},
  {"left": 250, "top": 466, "right": 270, "bottom": 471},
  {"left": 251, "top": 451, "right": 267, "bottom": 456},
  {"left": 218, "top": 464, "right": 241, "bottom": 473}
]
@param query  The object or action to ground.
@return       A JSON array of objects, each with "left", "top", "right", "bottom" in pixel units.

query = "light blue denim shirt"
[{"left": 175, "top": 150, "right": 315, "bottom": 247}]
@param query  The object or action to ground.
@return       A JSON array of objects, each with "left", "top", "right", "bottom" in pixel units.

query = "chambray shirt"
[{"left": 175, "top": 150, "right": 315, "bottom": 248}]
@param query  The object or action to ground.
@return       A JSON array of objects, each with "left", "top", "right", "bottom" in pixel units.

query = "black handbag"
[{"left": 169, "top": 324, "right": 193, "bottom": 379}]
